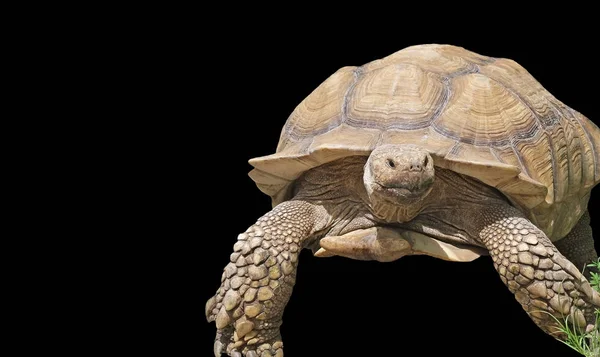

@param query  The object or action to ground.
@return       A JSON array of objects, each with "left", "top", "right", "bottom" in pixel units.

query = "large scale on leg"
[{"left": 206, "top": 44, "right": 600, "bottom": 356}]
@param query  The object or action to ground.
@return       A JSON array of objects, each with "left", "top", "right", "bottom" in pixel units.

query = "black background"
[{"left": 198, "top": 27, "right": 599, "bottom": 357}]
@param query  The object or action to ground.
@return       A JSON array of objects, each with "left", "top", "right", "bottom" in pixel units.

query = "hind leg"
[{"left": 554, "top": 211, "right": 598, "bottom": 279}]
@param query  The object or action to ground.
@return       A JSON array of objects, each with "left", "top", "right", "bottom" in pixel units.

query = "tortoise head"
[{"left": 363, "top": 144, "right": 435, "bottom": 222}]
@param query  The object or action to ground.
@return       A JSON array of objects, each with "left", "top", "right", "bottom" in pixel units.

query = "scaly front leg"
[
  {"left": 478, "top": 205, "right": 600, "bottom": 338},
  {"left": 206, "top": 201, "right": 329, "bottom": 357}
]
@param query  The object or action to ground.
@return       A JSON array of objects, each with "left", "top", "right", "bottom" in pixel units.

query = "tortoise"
[{"left": 206, "top": 44, "right": 600, "bottom": 356}]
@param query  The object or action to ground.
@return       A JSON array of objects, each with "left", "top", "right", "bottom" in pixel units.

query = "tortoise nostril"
[{"left": 387, "top": 159, "right": 396, "bottom": 168}]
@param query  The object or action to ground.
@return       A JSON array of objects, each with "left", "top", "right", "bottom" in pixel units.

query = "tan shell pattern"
[{"left": 249, "top": 44, "right": 600, "bottom": 241}]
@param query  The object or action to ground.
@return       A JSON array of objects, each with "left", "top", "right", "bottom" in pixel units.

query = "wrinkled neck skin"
[
  {"left": 292, "top": 157, "right": 376, "bottom": 238},
  {"left": 367, "top": 189, "right": 426, "bottom": 223},
  {"left": 292, "top": 155, "right": 430, "bottom": 238},
  {"left": 292, "top": 156, "right": 509, "bottom": 242}
]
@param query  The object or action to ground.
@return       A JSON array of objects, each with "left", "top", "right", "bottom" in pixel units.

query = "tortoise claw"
[
  {"left": 214, "top": 340, "right": 223, "bottom": 356},
  {"left": 314, "top": 247, "right": 336, "bottom": 257}
]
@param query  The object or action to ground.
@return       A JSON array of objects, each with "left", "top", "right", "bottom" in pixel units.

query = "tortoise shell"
[{"left": 248, "top": 44, "right": 600, "bottom": 241}]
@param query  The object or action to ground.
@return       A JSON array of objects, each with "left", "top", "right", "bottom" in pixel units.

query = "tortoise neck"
[
  {"left": 290, "top": 156, "right": 378, "bottom": 238},
  {"left": 292, "top": 156, "right": 369, "bottom": 203},
  {"left": 368, "top": 195, "right": 427, "bottom": 223}
]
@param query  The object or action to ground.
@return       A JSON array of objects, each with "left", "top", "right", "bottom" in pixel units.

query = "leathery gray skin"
[{"left": 206, "top": 144, "right": 600, "bottom": 356}]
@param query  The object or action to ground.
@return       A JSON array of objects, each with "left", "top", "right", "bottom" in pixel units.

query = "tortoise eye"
[
  {"left": 387, "top": 159, "right": 396, "bottom": 168},
  {"left": 423, "top": 156, "right": 429, "bottom": 167}
]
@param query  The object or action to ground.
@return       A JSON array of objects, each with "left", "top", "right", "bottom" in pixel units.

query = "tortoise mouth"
[{"left": 372, "top": 181, "right": 433, "bottom": 204}]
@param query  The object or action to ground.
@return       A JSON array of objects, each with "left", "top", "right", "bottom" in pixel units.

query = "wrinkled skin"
[{"left": 206, "top": 144, "right": 600, "bottom": 356}]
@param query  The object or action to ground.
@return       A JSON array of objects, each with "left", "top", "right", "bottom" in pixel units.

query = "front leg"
[
  {"left": 478, "top": 205, "right": 600, "bottom": 337},
  {"left": 206, "top": 200, "right": 329, "bottom": 357},
  {"left": 554, "top": 211, "right": 599, "bottom": 280}
]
